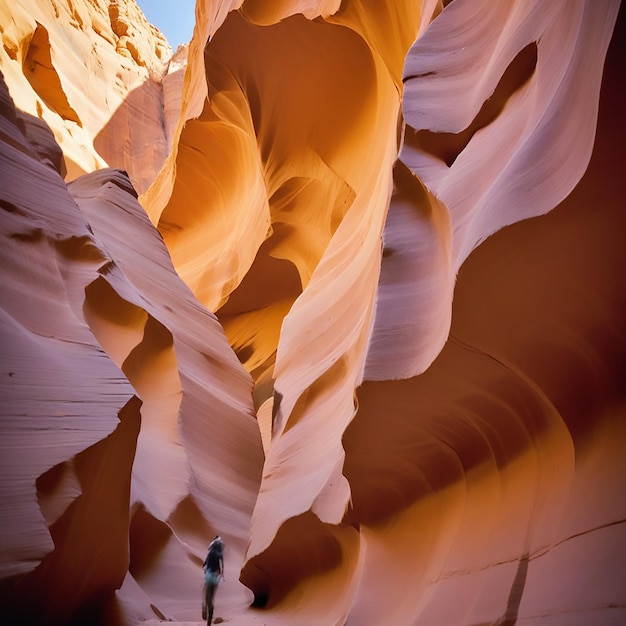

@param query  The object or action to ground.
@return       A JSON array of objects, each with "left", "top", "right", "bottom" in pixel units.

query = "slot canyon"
[{"left": 0, "top": 1, "right": 624, "bottom": 624}]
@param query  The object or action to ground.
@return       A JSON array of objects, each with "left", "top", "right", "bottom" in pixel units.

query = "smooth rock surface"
[{"left": 0, "top": 1, "right": 624, "bottom": 624}]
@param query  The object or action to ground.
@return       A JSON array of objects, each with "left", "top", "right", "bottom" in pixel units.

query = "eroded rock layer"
[
  {"left": 0, "top": 1, "right": 624, "bottom": 624},
  {"left": 0, "top": 0, "right": 176, "bottom": 192}
]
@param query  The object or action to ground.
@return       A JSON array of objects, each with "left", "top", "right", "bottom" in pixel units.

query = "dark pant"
[{"left": 202, "top": 571, "right": 220, "bottom": 625}]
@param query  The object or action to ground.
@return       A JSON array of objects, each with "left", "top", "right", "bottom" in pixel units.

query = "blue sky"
[{"left": 136, "top": 1, "right": 196, "bottom": 49}]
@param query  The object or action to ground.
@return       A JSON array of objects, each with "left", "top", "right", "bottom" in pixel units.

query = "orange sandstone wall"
[
  {"left": 0, "top": 0, "right": 175, "bottom": 191},
  {"left": 0, "top": 1, "right": 624, "bottom": 625}
]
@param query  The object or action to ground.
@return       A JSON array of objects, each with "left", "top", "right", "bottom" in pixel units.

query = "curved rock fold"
[{"left": 0, "top": 1, "right": 624, "bottom": 624}]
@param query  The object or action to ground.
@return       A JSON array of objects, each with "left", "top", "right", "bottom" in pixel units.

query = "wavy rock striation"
[
  {"left": 0, "top": 0, "right": 624, "bottom": 624},
  {"left": 0, "top": 0, "right": 175, "bottom": 191}
]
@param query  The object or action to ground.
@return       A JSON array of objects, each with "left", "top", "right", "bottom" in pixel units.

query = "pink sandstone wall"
[{"left": 0, "top": 1, "right": 623, "bottom": 624}]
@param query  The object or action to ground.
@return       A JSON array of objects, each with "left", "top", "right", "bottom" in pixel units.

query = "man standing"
[{"left": 202, "top": 536, "right": 224, "bottom": 625}]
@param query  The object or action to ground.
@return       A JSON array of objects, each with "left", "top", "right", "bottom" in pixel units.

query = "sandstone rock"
[
  {"left": 0, "top": 1, "right": 624, "bottom": 624},
  {"left": 0, "top": 0, "right": 175, "bottom": 190}
]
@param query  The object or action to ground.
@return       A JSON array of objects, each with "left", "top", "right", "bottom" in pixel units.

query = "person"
[{"left": 202, "top": 536, "right": 224, "bottom": 625}]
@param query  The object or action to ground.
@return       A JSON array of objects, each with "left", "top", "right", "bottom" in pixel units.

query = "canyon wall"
[{"left": 0, "top": 1, "right": 624, "bottom": 624}]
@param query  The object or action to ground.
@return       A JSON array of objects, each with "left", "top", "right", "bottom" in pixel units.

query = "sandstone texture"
[
  {"left": 0, "top": 1, "right": 624, "bottom": 625},
  {"left": 0, "top": 0, "right": 174, "bottom": 191}
]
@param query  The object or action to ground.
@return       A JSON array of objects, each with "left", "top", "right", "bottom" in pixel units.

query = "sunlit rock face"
[
  {"left": 0, "top": 0, "right": 175, "bottom": 191},
  {"left": 0, "top": 1, "right": 624, "bottom": 625}
]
